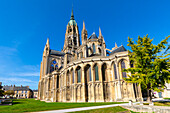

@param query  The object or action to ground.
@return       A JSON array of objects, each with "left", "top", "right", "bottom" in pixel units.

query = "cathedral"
[{"left": 37, "top": 10, "right": 143, "bottom": 102}]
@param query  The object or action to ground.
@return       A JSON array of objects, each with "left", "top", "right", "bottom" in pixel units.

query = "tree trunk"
[{"left": 147, "top": 84, "right": 152, "bottom": 102}]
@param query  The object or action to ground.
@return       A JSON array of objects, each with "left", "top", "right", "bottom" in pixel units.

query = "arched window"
[
  {"left": 86, "top": 45, "right": 88, "bottom": 57},
  {"left": 102, "top": 64, "right": 107, "bottom": 81},
  {"left": 50, "top": 60, "right": 58, "bottom": 73},
  {"left": 94, "top": 64, "right": 99, "bottom": 81},
  {"left": 93, "top": 43, "right": 96, "bottom": 54},
  {"left": 77, "top": 67, "right": 81, "bottom": 83},
  {"left": 67, "top": 71, "right": 70, "bottom": 86},
  {"left": 98, "top": 48, "right": 101, "bottom": 55},
  {"left": 50, "top": 64, "right": 54, "bottom": 73},
  {"left": 114, "top": 63, "right": 117, "bottom": 79},
  {"left": 72, "top": 69, "right": 74, "bottom": 83},
  {"left": 121, "top": 60, "right": 127, "bottom": 78},
  {"left": 89, "top": 66, "right": 92, "bottom": 81}
]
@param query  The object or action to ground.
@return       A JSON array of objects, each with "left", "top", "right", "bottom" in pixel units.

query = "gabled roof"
[
  {"left": 50, "top": 50, "right": 65, "bottom": 56},
  {"left": 89, "top": 32, "right": 98, "bottom": 39},
  {"left": 110, "top": 45, "right": 127, "bottom": 55}
]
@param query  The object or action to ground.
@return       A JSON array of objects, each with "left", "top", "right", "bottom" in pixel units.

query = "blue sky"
[{"left": 0, "top": 0, "right": 169, "bottom": 89}]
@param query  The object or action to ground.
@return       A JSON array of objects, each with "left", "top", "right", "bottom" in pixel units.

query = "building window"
[
  {"left": 86, "top": 45, "right": 88, "bottom": 57},
  {"left": 80, "top": 52, "right": 83, "bottom": 58},
  {"left": 102, "top": 64, "right": 107, "bottom": 81},
  {"left": 22, "top": 90, "right": 23, "bottom": 93},
  {"left": 93, "top": 43, "right": 96, "bottom": 54},
  {"left": 89, "top": 67, "right": 92, "bottom": 81},
  {"left": 114, "top": 63, "right": 117, "bottom": 79},
  {"left": 94, "top": 64, "right": 99, "bottom": 81},
  {"left": 77, "top": 67, "right": 81, "bottom": 83},
  {"left": 98, "top": 48, "right": 101, "bottom": 55},
  {"left": 17, "top": 90, "right": 18, "bottom": 93},
  {"left": 25, "top": 91, "right": 27, "bottom": 93},
  {"left": 50, "top": 60, "right": 58, "bottom": 73},
  {"left": 121, "top": 60, "right": 127, "bottom": 78},
  {"left": 72, "top": 70, "right": 74, "bottom": 83}
]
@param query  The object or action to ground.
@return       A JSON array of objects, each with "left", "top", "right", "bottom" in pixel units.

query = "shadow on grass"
[{"left": 12, "top": 102, "right": 23, "bottom": 105}]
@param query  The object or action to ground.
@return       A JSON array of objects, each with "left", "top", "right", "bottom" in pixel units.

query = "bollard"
[{"left": 129, "top": 100, "right": 133, "bottom": 106}]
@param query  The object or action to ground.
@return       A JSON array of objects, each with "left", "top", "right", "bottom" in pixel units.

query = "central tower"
[{"left": 63, "top": 9, "right": 80, "bottom": 53}]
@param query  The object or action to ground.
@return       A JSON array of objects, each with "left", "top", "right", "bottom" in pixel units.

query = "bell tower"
[{"left": 63, "top": 9, "right": 80, "bottom": 53}]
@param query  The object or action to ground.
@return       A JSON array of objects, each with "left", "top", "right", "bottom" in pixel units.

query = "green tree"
[
  {"left": 0, "top": 85, "right": 4, "bottom": 96},
  {"left": 124, "top": 35, "right": 170, "bottom": 102},
  {"left": 5, "top": 90, "right": 14, "bottom": 96},
  {"left": 0, "top": 90, "right": 4, "bottom": 96}
]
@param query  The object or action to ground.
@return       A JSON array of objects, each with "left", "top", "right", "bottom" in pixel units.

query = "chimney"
[
  {"left": 14, "top": 85, "right": 15, "bottom": 87},
  {"left": 21, "top": 85, "right": 22, "bottom": 87}
]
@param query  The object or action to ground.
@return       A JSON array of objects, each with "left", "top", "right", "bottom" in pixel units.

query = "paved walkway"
[{"left": 31, "top": 103, "right": 130, "bottom": 113}]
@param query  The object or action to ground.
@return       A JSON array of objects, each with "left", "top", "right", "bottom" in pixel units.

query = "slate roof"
[
  {"left": 89, "top": 32, "right": 98, "bottom": 39},
  {"left": 3, "top": 86, "right": 14, "bottom": 91},
  {"left": 110, "top": 45, "right": 127, "bottom": 55},
  {"left": 13, "top": 86, "right": 30, "bottom": 91},
  {"left": 50, "top": 50, "right": 65, "bottom": 56}
]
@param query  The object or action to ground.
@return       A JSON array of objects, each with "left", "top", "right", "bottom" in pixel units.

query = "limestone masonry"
[{"left": 37, "top": 9, "right": 142, "bottom": 102}]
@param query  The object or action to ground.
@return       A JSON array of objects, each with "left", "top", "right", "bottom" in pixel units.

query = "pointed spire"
[
  {"left": 115, "top": 42, "right": 117, "bottom": 47},
  {"left": 99, "top": 27, "right": 102, "bottom": 37},
  {"left": 46, "top": 38, "right": 50, "bottom": 48},
  {"left": 70, "top": 7, "right": 74, "bottom": 20},
  {"left": 83, "top": 21, "right": 86, "bottom": 30}
]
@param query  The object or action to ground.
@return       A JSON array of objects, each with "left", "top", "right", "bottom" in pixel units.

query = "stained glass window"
[
  {"left": 72, "top": 70, "right": 74, "bottom": 83},
  {"left": 53, "top": 60, "right": 56, "bottom": 64},
  {"left": 93, "top": 43, "right": 96, "bottom": 54},
  {"left": 77, "top": 68, "right": 81, "bottom": 83},
  {"left": 95, "top": 65, "right": 99, "bottom": 81},
  {"left": 114, "top": 63, "right": 117, "bottom": 79},
  {"left": 121, "top": 60, "right": 127, "bottom": 78},
  {"left": 89, "top": 67, "right": 92, "bottom": 81}
]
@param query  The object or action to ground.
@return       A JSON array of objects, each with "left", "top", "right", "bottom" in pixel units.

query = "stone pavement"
[
  {"left": 123, "top": 105, "right": 170, "bottom": 113},
  {"left": 31, "top": 103, "right": 130, "bottom": 113}
]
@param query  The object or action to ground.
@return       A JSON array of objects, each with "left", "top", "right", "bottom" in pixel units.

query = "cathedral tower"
[{"left": 63, "top": 9, "right": 80, "bottom": 53}]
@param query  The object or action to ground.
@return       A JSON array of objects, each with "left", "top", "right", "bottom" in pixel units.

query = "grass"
[
  {"left": 72, "top": 106, "right": 130, "bottom": 113},
  {"left": 154, "top": 101, "right": 170, "bottom": 106},
  {"left": 164, "top": 98, "right": 170, "bottom": 100},
  {"left": 0, "top": 99, "right": 127, "bottom": 113}
]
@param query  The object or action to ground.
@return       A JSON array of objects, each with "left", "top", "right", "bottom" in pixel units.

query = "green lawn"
[
  {"left": 0, "top": 99, "right": 127, "bottom": 113},
  {"left": 72, "top": 106, "right": 130, "bottom": 113},
  {"left": 154, "top": 102, "right": 170, "bottom": 106}
]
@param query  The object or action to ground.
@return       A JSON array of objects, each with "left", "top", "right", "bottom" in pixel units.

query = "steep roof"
[
  {"left": 50, "top": 50, "right": 65, "bottom": 56},
  {"left": 89, "top": 32, "right": 98, "bottom": 39},
  {"left": 110, "top": 45, "right": 127, "bottom": 55}
]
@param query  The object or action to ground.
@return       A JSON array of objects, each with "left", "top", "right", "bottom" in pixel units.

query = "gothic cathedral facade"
[{"left": 37, "top": 10, "right": 143, "bottom": 102}]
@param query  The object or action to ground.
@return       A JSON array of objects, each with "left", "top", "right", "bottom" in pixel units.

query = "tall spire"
[
  {"left": 115, "top": 42, "right": 117, "bottom": 47},
  {"left": 70, "top": 6, "right": 74, "bottom": 20},
  {"left": 46, "top": 38, "right": 50, "bottom": 48},
  {"left": 99, "top": 27, "right": 102, "bottom": 37},
  {"left": 83, "top": 21, "right": 85, "bottom": 30}
]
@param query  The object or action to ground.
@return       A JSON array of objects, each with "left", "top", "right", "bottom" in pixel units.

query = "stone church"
[{"left": 37, "top": 10, "right": 142, "bottom": 102}]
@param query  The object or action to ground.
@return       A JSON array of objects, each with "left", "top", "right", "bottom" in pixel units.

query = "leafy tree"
[
  {"left": 5, "top": 90, "right": 14, "bottom": 96},
  {"left": 0, "top": 84, "right": 4, "bottom": 96},
  {"left": 0, "top": 90, "right": 4, "bottom": 96},
  {"left": 124, "top": 35, "right": 170, "bottom": 102}
]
